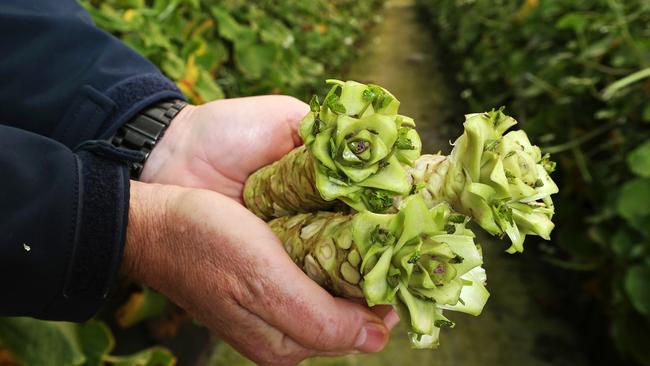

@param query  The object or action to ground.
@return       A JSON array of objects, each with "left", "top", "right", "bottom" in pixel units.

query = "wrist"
[
  {"left": 122, "top": 180, "right": 175, "bottom": 283},
  {"left": 110, "top": 99, "right": 189, "bottom": 180},
  {"left": 139, "top": 104, "right": 196, "bottom": 183}
]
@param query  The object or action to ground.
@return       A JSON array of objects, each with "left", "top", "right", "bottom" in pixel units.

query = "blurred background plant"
[
  {"left": 418, "top": 0, "right": 650, "bottom": 364},
  {"left": 81, "top": 0, "right": 384, "bottom": 102}
]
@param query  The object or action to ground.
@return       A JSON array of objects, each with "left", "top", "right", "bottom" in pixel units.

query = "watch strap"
[{"left": 110, "top": 99, "right": 187, "bottom": 179}]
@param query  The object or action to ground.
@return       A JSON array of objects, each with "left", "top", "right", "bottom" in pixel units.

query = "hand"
[
  {"left": 125, "top": 182, "right": 397, "bottom": 366},
  {"left": 139, "top": 96, "right": 309, "bottom": 202}
]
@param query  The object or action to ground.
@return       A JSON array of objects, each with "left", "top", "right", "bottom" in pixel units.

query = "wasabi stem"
[
  {"left": 244, "top": 82, "right": 558, "bottom": 350},
  {"left": 269, "top": 195, "right": 489, "bottom": 349},
  {"left": 303, "top": 80, "right": 423, "bottom": 212},
  {"left": 246, "top": 84, "right": 558, "bottom": 254},
  {"left": 243, "top": 145, "right": 341, "bottom": 221},
  {"left": 399, "top": 108, "right": 559, "bottom": 253},
  {"left": 244, "top": 80, "right": 422, "bottom": 219}
]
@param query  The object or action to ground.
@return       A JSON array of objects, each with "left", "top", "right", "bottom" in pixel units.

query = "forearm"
[{"left": 0, "top": 0, "right": 184, "bottom": 147}]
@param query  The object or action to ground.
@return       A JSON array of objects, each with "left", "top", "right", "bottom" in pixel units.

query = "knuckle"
[
  {"left": 219, "top": 261, "right": 262, "bottom": 307},
  {"left": 310, "top": 314, "right": 360, "bottom": 351},
  {"left": 312, "top": 321, "right": 342, "bottom": 349},
  {"left": 241, "top": 273, "right": 286, "bottom": 310}
]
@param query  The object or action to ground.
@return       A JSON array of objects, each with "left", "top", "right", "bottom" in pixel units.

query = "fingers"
[
  {"left": 234, "top": 236, "right": 390, "bottom": 354},
  {"left": 343, "top": 300, "right": 400, "bottom": 331},
  {"left": 381, "top": 308, "right": 401, "bottom": 330},
  {"left": 275, "top": 95, "right": 309, "bottom": 147},
  {"left": 371, "top": 305, "right": 401, "bottom": 330},
  {"left": 206, "top": 296, "right": 315, "bottom": 366}
]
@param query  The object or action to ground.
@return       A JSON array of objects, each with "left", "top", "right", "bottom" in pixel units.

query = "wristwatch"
[{"left": 109, "top": 99, "right": 187, "bottom": 179}]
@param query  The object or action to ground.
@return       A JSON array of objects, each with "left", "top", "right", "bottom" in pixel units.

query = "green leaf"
[
  {"left": 116, "top": 287, "right": 169, "bottom": 328},
  {"left": 235, "top": 43, "right": 277, "bottom": 79},
  {"left": 396, "top": 127, "right": 416, "bottom": 150},
  {"left": 194, "top": 41, "right": 228, "bottom": 73},
  {"left": 643, "top": 105, "right": 650, "bottom": 122},
  {"left": 602, "top": 67, "right": 650, "bottom": 100},
  {"left": 330, "top": 101, "right": 347, "bottom": 114},
  {"left": 581, "top": 36, "right": 615, "bottom": 59},
  {"left": 210, "top": 6, "right": 252, "bottom": 42},
  {"left": 611, "top": 228, "right": 637, "bottom": 258},
  {"left": 0, "top": 318, "right": 85, "bottom": 366},
  {"left": 439, "top": 267, "right": 489, "bottom": 316},
  {"left": 611, "top": 311, "right": 650, "bottom": 365},
  {"left": 627, "top": 215, "right": 650, "bottom": 240},
  {"left": 195, "top": 69, "right": 225, "bottom": 101},
  {"left": 556, "top": 13, "right": 588, "bottom": 33},
  {"left": 309, "top": 95, "right": 320, "bottom": 113},
  {"left": 628, "top": 141, "right": 650, "bottom": 178},
  {"left": 159, "top": 52, "right": 186, "bottom": 81},
  {"left": 617, "top": 178, "right": 650, "bottom": 222},
  {"left": 77, "top": 321, "right": 114, "bottom": 366},
  {"left": 625, "top": 265, "right": 650, "bottom": 317},
  {"left": 362, "top": 246, "right": 394, "bottom": 305},
  {"left": 107, "top": 347, "right": 175, "bottom": 366},
  {"left": 361, "top": 189, "right": 394, "bottom": 213},
  {"left": 397, "top": 286, "right": 434, "bottom": 335},
  {"left": 259, "top": 20, "right": 293, "bottom": 47}
]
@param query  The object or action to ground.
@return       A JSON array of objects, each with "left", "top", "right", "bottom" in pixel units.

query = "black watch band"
[{"left": 109, "top": 99, "right": 187, "bottom": 179}]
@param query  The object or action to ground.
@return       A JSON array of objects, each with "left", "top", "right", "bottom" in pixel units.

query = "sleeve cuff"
[
  {"left": 41, "top": 143, "right": 133, "bottom": 321},
  {"left": 100, "top": 73, "right": 187, "bottom": 139},
  {"left": 54, "top": 73, "right": 185, "bottom": 149}
]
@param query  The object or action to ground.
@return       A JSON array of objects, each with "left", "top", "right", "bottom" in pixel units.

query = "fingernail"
[
  {"left": 355, "top": 323, "right": 388, "bottom": 353},
  {"left": 383, "top": 310, "right": 400, "bottom": 330}
]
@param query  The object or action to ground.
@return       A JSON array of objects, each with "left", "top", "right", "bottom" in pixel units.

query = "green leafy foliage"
[
  {"left": 625, "top": 266, "right": 650, "bottom": 317},
  {"left": 418, "top": 0, "right": 650, "bottom": 363},
  {"left": 0, "top": 318, "right": 175, "bottom": 366},
  {"left": 628, "top": 141, "right": 650, "bottom": 178},
  {"left": 299, "top": 79, "right": 419, "bottom": 212},
  {"left": 79, "top": 0, "right": 384, "bottom": 102},
  {"left": 0, "top": 318, "right": 85, "bottom": 366},
  {"left": 116, "top": 286, "right": 169, "bottom": 328}
]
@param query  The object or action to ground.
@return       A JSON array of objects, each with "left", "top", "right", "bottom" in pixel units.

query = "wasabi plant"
[
  {"left": 401, "top": 108, "right": 558, "bottom": 253},
  {"left": 244, "top": 79, "right": 421, "bottom": 220},
  {"left": 269, "top": 195, "right": 489, "bottom": 348},
  {"left": 244, "top": 81, "right": 559, "bottom": 350}
]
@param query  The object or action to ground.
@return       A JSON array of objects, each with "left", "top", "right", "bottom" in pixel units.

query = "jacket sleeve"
[
  {"left": 0, "top": 126, "right": 137, "bottom": 321},
  {"left": 0, "top": 0, "right": 185, "bottom": 148}
]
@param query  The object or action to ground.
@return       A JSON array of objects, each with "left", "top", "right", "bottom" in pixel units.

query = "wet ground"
[{"left": 207, "top": 1, "right": 589, "bottom": 365}]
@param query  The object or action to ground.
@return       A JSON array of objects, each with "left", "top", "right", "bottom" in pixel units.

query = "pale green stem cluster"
[
  {"left": 270, "top": 195, "right": 489, "bottom": 349},
  {"left": 400, "top": 109, "right": 559, "bottom": 253},
  {"left": 299, "top": 79, "right": 422, "bottom": 213},
  {"left": 244, "top": 79, "right": 422, "bottom": 219},
  {"left": 245, "top": 82, "right": 559, "bottom": 350}
]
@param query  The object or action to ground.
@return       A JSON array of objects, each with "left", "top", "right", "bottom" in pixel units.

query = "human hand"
[
  {"left": 124, "top": 181, "right": 397, "bottom": 365},
  {"left": 139, "top": 96, "right": 308, "bottom": 202}
]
